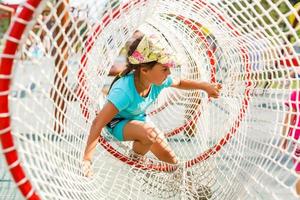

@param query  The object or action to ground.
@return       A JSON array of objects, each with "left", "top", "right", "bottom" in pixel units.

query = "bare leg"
[
  {"left": 132, "top": 141, "right": 152, "bottom": 155},
  {"left": 123, "top": 120, "right": 178, "bottom": 164},
  {"left": 52, "top": 0, "right": 70, "bottom": 133},
  {"left": 296, "top": 176, "right": 300, "bottom": 196},
  {"left": 150, "top": 138, "right": 178, "bottom": 164}
]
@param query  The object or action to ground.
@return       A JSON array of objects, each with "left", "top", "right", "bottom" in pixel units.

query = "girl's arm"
[
  {"left": 83, "top": 102, "right": 119, "bottom": 161},
  {"left": 171, "top": 78, "right": 221, "bottom": 98}
]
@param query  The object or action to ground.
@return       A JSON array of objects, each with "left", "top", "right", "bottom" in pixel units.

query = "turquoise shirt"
[{"left": 107, "top": 73, "right": 173, "bottom": 121}]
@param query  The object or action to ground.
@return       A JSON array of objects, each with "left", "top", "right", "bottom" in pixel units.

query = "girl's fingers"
[
  {"left": 206, "top": 83, "right": 221, "bottom": 98},
  {"left": 209, "top": 93, "right": 219, "bottom": 98}
]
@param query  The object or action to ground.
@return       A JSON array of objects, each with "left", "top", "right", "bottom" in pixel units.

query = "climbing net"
[{"left": 0, "top": 0, "right": 300, "bottom": 199}]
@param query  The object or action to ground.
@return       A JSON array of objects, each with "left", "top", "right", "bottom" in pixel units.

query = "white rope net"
[{"left": 0, "top": 0, "right": 300, "bottom": 199}]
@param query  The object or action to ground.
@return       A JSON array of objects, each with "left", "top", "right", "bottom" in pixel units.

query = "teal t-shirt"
[{"left": 107, "top": 73, "right": 173, "bottom": 121}]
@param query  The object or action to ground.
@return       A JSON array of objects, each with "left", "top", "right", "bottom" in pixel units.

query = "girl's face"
[{"left": 141, "top": 63, "right": 171, "bottom": 85}]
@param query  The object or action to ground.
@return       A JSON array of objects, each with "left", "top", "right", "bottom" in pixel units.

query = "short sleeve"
[
  {"left": 107, "top": 87, "right": 130, "bottom": 112},
  {"left": 160, "top": 76, "right": 173, "bottom": 88}
]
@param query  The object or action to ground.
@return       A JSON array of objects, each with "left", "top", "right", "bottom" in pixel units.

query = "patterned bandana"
[{"left": 128, "top": 35, "right": 178, "bottom": 67}]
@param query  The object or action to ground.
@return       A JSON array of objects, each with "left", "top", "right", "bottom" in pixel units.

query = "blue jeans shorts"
[{"left": 105, "top": 118, "right": 130, "bottom": 141}]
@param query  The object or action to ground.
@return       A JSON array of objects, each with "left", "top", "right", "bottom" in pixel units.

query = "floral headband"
[{"left": 128, "top": 35, "right": 177, "bottom": 67}]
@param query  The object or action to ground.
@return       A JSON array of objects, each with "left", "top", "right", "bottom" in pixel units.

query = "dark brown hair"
[{"left": 108, "top": 35, "right": 157, "bottom": 93}]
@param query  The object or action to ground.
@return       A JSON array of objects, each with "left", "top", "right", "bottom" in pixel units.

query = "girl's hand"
[
  {"left": 82, "top": 160, "right": 93, "bottom": 178},
  {"left": 203, "top": 82, "right": 222, "bottom": 98}
]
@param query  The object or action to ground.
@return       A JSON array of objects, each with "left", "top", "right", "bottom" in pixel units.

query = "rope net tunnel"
[{"left": 0, "top": 0, "right": 300, "bottom": 199}]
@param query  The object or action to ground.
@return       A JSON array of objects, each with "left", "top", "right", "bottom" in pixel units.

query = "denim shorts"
[{"left": 105, "top": 118, "right": 130, "bottom": 141}]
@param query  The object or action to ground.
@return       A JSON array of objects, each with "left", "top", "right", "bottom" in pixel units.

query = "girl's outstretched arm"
[
  {"left": 171, "top": 78, "right": 222, "bottom": 98},
  {"left": 83, "top": 102, "right": 119, "bottom": 161}
]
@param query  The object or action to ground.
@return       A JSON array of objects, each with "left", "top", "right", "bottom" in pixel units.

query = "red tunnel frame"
[
  {"left": 0, "top": 1, "right": 252, "bottom": 200},
  {"left": 78, "top": 12, "right": 218, "bottom": 137},
  {"left": 78, "top": 1, "right": 251, "bottom": 172},
  {"left": 0, "top": 1, "right": 42, "bottom": 199}
]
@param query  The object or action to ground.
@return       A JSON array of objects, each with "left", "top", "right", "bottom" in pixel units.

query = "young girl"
[
  {"left": 282, "top": 90, "right": 300, "bottom": 195},
  {"left": 83, "top": 34, "right": 221, "bottom": 176}
]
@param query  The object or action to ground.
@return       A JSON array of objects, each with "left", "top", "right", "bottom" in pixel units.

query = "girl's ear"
[{"left": 140, "top": 67, "right": 148, "bottom": 74}]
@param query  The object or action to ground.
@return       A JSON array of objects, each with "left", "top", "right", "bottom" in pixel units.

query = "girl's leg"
[
  {"left": 295, "top": 146, "right": 300, "bottom": 195},
  {"left": 123, "top": 120, "right": 158, "bottom": 155},
  {"left": 294, "top": 146, "right": 300, "bottom": 196},
  {"left": 296, "top": 174, "right": 300, "bottom": 195},
  {"left": 123, "top": 120, "right": 177, "bottom": 164},
  {"left": 150, "top": 137, "right": 178, "bottom": 164}
]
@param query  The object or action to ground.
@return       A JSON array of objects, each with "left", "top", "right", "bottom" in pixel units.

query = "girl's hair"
[{"left": 108, "top": 35, "right": 157, "bottom": 93}]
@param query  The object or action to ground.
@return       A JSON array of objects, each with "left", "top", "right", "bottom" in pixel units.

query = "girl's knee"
[
  {"left": 170, "top": 158, "right": 178, "bottom": 164},
  {"left": 124, "top": 121, "right": 159, "bottom": 144},
  {"left": 140, "top": 125, "right": 157, "bottom": 145}
]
